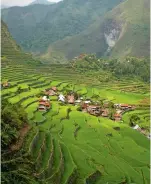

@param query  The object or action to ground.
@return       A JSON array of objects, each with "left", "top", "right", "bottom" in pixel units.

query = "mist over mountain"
[{"left": 29, "top": 0, "right": 55, "bottom": 5}]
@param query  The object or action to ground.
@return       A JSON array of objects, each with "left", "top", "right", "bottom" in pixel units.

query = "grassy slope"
[
  {"left": 51, "top": 0, "right": 149, "bottom": 60},
  {"left": 1, "top": 20, "right": 40, "bottom": 65}
]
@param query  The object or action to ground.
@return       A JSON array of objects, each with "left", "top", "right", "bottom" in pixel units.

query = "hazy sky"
[{"left": 2, "top": 0, "right": 61, "bottom": 6}]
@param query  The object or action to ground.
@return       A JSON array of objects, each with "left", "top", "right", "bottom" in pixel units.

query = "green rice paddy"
[{"left": 1, "top": 63, "right": 150, "bottom": 184}]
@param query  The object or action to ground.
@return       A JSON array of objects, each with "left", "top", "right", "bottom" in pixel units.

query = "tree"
[
  {"left": 1, "top": 99, "right": 36, "bottom": 183},
  {"left": 17, "top": 86, "right": 22, "bottom": 94}
]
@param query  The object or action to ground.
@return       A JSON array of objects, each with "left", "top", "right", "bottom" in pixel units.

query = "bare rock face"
[{"left": 103, "top": 19, "right": 123, "bottom": 53}]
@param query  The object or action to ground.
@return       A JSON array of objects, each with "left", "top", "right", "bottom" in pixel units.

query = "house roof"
[
  {"left": 114, "top": 113, "right": 121, "bottom": 118},
  {"left": 39, "top": 101, "right": 46, "bottom": 105},
  {"left": 52, "top": 86, "right": 57, "bottom": 91},
  {"left": 3, "top": 82, "right": 9, "bottom": 86},
  {"left": 84, "top": 100, "right": 91, "bottom": 104},
  {"left": 58, "top": 94, "right": 65, "bottom": 102},
  {"left": 121, "top": 104, "right": 129, "bottom": 107},
  {"left": 133, "top": 124, "right": 140, "bottom": 130},
  {"left": 59, "top": 94, "right": 65, "bottom": 98},
  {"left": 87, "top": 105, "right": 100, "bottom": 109},
  {"left": 75, "top": 100, "right": 81, "bottom": 103},
  {"left": 45, "top": 102, "right": 50, "bottom": 107},
  {"left": 42, "top": 96, "right": 48, "bottom": 101},
  {"left": 67, "top": 95, "right": 75, "bottom": 103},
  {"left": 39, "top": 105, "right": 46, "bottom": 109}
]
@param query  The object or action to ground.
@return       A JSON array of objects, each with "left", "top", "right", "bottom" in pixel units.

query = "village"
[
  {"left": 2, "top": 81, "right": 150, "bottom": 138},
  {"left": 38, "top": 86, "right": 135, "bottom": 122}
]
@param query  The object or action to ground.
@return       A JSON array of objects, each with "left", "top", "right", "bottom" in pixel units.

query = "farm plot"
[{"left": 1, "top": 64, "right": 150, "bottom": 184}]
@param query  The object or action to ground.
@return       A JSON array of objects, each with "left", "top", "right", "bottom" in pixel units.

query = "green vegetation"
[
  {"left": 1, "top": 0, "right": 128, "bottom": 62},
  {"left": 1, "top": 5, "right": 150, "bottom": 184},
  {"left": 1, "top": 100, "right": 37, "bottom": 184},
  {"left": 1, "top": 62, "right": 150, "bottom": 183},
  {"left": 73, "top": 55, "right": 150, "bottom": 82},
  {"left": 2, "top": 0, "right": 124, "bottom": 54},
  {"left": 1, "top": 20, "right": 41, "bottom": 65},
  {"left": 51, "top": 0, "right": 149, "bottom": 59}
]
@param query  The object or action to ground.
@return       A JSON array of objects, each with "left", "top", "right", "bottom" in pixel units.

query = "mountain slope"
[
  {"left": 1, "top": 20, "right": 40, "bottom": 65},
  {"left": 50, "top": 0, "right": 150, "bottom": 59},
  {"left": 2, "top": 0, "right": 124, "bottom": 53}
]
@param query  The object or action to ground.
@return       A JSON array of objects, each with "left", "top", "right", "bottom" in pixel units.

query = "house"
[
  {"left": 45, "top": 89, "right": 56, "bottom": 96},
  {"left": 38, "top": 96, "right": 50, "bottom": 111},
  {"left": 120, "top": 104, "right": 129, "bottom": 110},
  {"left": 101, "top": 109, "right": 109, "bottom": 117},
  {"left": 81, "top": 102, "right": 88, "bottom": 110},
  {"left": 87, "top": 105, "right": 101, "bottom": 116},
  {"left": 38, "top": 105, "right": 47, "bottom": 111},
  {"left": 58, "top": 94, "right": 65, "bottom": 102},
  {"left": 75, "top": 99, "right": 82, "bottom": 105},
  {"left": 114, "top": 104, "right": 121, "bottom": 109},
  {"left": 42, "top": 96, "right": 49, "bottom": 101},
  {"left": 51, "top": 86, "right": 57, "bottom": 92},
  {"left": 103, "top": 102, "right": 110, "bottom": 108},
  {"left": 78, "top": 53, "right": 86, "bottom": 59},
  {"left": 2, "top": 81, "right": 10, "bottom": 88},
  {"left": 45, "top": 101, "right": 51, "bottom": 109},
  {"left": 133, "top": 124, "right": 140, "bottom": 130},
  {"left": 84, "top": 100, "right": 91, "bottom": 104},
  {"left": 39, "top": 101, "right": 46, "bottom": 106},
  {"left": 39, "top": 96, "right": 50, "bottom": 103},
  {"left": 114, "top": 113, "right": 122, "bottom": 121},
  {"left": 67, "top": 95, "right": 75, "bottom": 104},
  {"left": 116, "top": 110, "right": 122, "bottom": 114}
]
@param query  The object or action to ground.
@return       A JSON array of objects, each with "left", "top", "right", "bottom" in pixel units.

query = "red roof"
[
  {"left": 114, "top": 113, "right": 121, "bottom": 118},
  {"left": 45, "top": 102, "right": 50, "bottom": 107},
  {"left": 82, "top": 103, "right": 88, "bottom": 109},
  {"left": 52, "top": 87, "right": 57, "bottom": 91},
  {"left": 121, "top": 104, "right": 129, "bottom": 107},
  {"left": 39, "top": 102, "right": 46, "bottom": 105},
  {"left": 39, "top": 99, "right": 46, "bottom": 102},
  {"left": 87, "top": 105, "right": 100, "bottom": 109}
]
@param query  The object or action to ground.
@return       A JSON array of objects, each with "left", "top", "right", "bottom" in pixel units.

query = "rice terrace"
[
  {"left": 1, "top": 0, "right": 150, "bottom": 183},
  {"left": 1, "top": 61, "right": 150, "bottom": 184}
]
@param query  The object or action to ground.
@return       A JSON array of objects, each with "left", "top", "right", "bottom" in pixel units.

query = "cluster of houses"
[
  {"left": 113, "top": 104, "right": 135, "bottom": 121},
  {"left": 57, "top": 92, "right": 135, "bottom": 122},
  {"left": 38, "top": 96, "right": 51, "bottom": 111},
  {"left": 38, "top": 86, "right": 135, "bottom": 122},
  {"left": 81, "top": 102, "right": 135, "bottom": 121}
]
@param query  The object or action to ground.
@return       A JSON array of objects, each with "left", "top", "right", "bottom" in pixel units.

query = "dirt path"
[{"left": 10, "top": 124, "right": 31, "bottom": 152}]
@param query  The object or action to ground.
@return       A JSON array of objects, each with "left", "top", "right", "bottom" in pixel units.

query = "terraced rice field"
[{"left": 2, "top": 64, "right": 150, "bottom": 184}]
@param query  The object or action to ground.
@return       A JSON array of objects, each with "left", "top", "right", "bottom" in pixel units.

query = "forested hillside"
[
  {"left": 72, "top": 54, "right": 150, "bottom": 82},
  {"left": 1, "top": 100, "right": 37, "bottom": 183},
  {"left": 2, "top": 0, "right": 150, "bottom": 62},
  {"left": 2, "top": 0, "right": 124, "bottom": 54},
  {"left": 52, "top": 0, "right": 150, "bottom": 59}
]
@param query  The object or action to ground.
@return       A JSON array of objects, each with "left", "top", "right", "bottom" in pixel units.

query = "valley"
[{"left": 1, "top": 0, "right": 150, "bottom": 183}]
